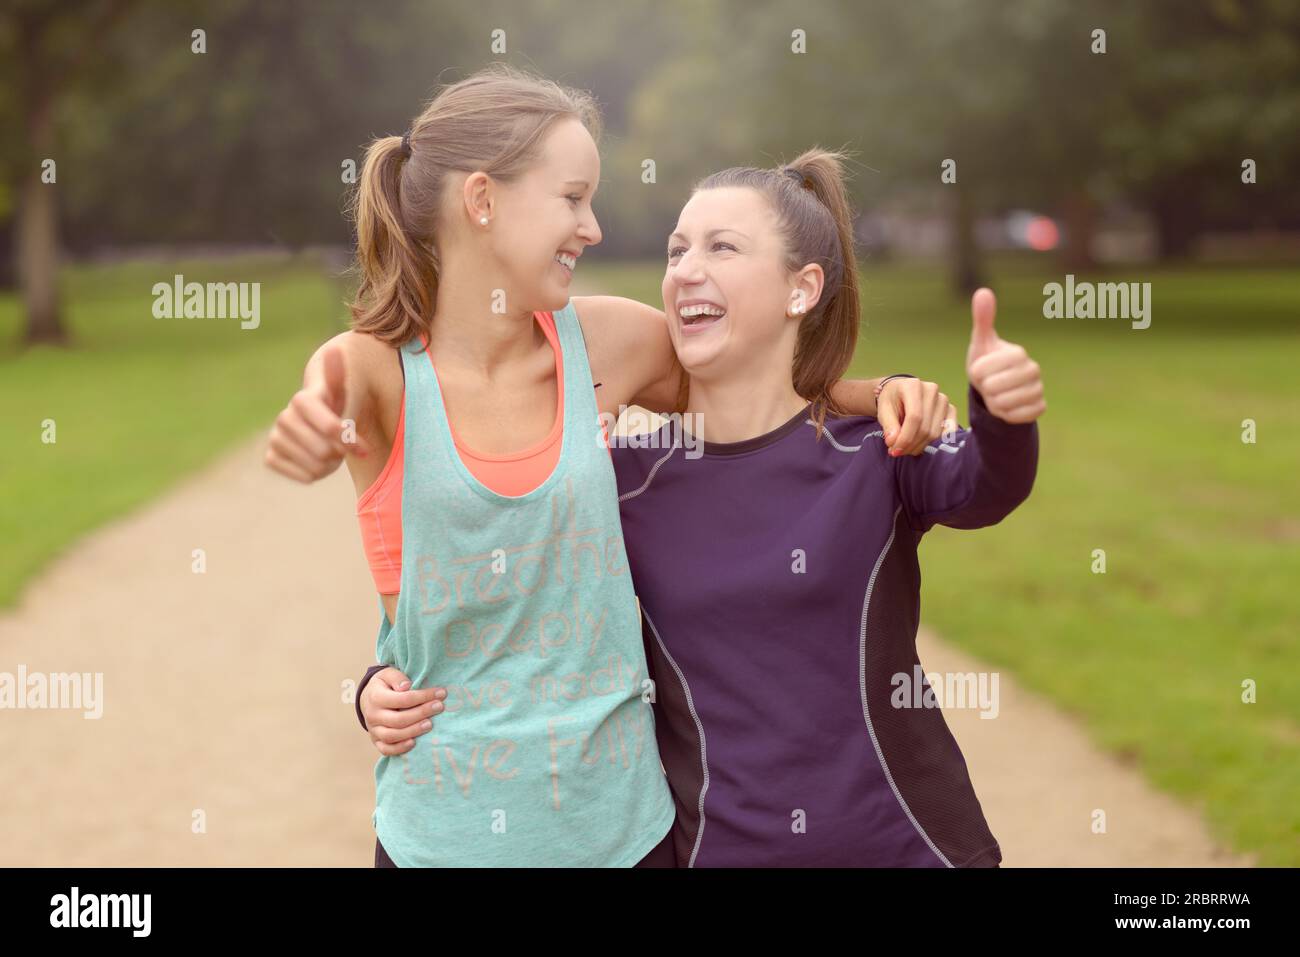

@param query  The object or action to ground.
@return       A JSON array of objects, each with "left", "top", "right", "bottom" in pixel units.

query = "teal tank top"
[{"left": 371, "top": 300, "right": 676, "bottom": 866}]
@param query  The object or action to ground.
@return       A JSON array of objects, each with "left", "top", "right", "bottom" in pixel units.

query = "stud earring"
[{"left": 479, "top": 216, "right": 489, "bottom": 226}]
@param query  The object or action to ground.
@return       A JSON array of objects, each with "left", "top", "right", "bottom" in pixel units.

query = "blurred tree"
[
  {"left": 1, "top": 0, "right": 139, "bottom": 344},
  {"left": 624, "top": 0, "right": 1300, "bottom": 286},
  {"left": 622, "top": 0, "right": 1017, "bottom": 292},
  {"left": 1106, "top": 0, "right": 1300, "bottom": 258}
]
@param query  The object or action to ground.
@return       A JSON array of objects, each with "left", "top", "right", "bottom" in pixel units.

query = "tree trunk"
[
  {"left": 1150, "top": 188, "right": 1200, "bottom": 260},
  {"left": 1061, "top": 188, "right": 1097, "bottom": 272},
  {"left": 18, "top": 171, "right": 63, "bottom": 345},
  {"left": 950, "top": 185, "right": 984, "bottom": 296},
  {"left": 19, "top": 65, "right": 64, "bottom": 344}
]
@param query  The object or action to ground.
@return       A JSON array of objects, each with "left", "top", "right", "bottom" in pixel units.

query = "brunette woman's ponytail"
[{"left": 781, "top": 148, "right": 862, "bottom": 435}]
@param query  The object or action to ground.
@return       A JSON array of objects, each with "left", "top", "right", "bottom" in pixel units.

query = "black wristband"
[
  {"left": 356, "top": 664, "right": 389, "bottom": 732},
  {"left": 876, "top": 373, "right": 917, "bottom": 393}
]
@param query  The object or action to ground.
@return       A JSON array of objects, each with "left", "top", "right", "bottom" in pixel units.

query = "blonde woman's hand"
[
  {"left": 265, "top": 345, "right": 370, "bottom": 482},
  {"left": 876, "top": 376, "right": 959, "bottom": 457}
]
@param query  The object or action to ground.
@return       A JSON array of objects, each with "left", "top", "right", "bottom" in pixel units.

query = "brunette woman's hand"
[
  {"left": 361, "top": 667, "right": 447, "bottom": 756},
  {"left": 966, "top": 288, "right": 1046, "bottom": 425}
]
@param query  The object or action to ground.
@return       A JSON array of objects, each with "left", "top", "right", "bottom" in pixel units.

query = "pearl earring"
[{"left": 479, "top": 216, "right": 489, "bottom": 226}]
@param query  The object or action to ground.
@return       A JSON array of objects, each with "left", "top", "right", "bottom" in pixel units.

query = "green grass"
[
  {"left": 0, "top": 254, "right": 351, "bottom": 608},
  {"left": 2, "top": 251, "right": 1296, "bottom": 865},
  {"left": 583, "top": 255, "right": 1300, "bottom": 865}
]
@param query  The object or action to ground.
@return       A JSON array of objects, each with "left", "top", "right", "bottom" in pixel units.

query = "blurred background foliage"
[{"left": 2, "top": 0, "right": 1298, "bottom": 328}]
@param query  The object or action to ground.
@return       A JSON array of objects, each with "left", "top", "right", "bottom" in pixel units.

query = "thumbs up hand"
[
  {"left": 320, "top": 345, "right": 349, "bottom": 417},
  {"left": 965, "top": 288, "right": 1046, "bottom": 425},
  {"left": 265, "top": 340, "right": 371, "bottom": 483}
]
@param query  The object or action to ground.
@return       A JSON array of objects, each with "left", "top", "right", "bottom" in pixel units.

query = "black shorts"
[{"left": 375, "top": 833, "right": 993, "bottom": 867}]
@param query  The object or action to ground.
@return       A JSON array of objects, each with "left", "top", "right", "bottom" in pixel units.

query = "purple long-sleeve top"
[{"left": 608, "top": 384, "right": 1038, "bottom": 867}]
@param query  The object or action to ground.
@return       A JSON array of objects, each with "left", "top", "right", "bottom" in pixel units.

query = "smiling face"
[
  {"left": 663, "top": 186, "right": 821, "bottom": 381},
  {"left": 483, "top": 117, "right": 603, "bottom": 312}
]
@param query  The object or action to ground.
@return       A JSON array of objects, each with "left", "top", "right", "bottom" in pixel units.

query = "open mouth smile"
[{"left": 678, "top": 300, "right": 726, "bottom": 334}]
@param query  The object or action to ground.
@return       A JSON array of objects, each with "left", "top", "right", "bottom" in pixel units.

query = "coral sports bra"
[{"left": 355, "top": 311, "right": 566, "bottom": 595}]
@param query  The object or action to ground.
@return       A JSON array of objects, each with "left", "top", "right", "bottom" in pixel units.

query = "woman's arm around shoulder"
[{"left": 571, "top": 296, "right": 683, "bottom": 417}]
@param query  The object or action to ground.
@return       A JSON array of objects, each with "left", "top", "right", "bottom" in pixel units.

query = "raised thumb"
[
  {"left": 321, "top": 346, "right": 347, "bottom": 415},
  {"left": 969, "top": 287, "right": 998, "bottom": 356}
]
